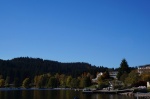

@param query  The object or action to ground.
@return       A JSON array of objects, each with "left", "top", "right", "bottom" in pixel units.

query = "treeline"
[
  {"left": 29, "top": 73, "right": 92, "bottom": 88},
  {"left": 0, "top": 57, "right": 108, "bottom": 87},
  {"left": 0, "top": 72, "right": 94, "bottom": 88}
]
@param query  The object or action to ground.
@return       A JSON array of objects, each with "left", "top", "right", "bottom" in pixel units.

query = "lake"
[{"left": 0, "top": 89, "right": 136, "bottom": 99}]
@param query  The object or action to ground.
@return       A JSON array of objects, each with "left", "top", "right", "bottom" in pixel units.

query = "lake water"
[{"left": 0, "top": 89, "right": 136, "bottom": 99}]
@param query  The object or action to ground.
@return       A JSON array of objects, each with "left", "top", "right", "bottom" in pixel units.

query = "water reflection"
[{"left": 0, "top": 89, "right": 135, "bottom": 99}]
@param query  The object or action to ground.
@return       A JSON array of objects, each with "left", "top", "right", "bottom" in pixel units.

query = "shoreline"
[
  {"left": 83, "top": 89, "right": 134, "bottom": 94},
  {"left": 0, "top": 88, "right": 82, "bottom": 91}
]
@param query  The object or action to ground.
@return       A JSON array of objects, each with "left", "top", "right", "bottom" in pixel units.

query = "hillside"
[{"left": 0, "top": 57, "right": 108, "bottom": 82}]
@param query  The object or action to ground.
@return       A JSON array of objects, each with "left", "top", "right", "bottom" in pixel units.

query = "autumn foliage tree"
[
  {"left": 22, "top": 78, "right": 30, "bottom": 88},
  {"left": 124, "top": 70, "right": 139, "bottom": 86},
  {"left": 141, "top": 72, "right": 150, "bottom": 82},
  {"left": 0, "top": 79, "right": 5, "bottom": 87}
]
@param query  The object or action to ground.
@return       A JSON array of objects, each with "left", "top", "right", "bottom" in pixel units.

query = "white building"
[
  {"left": 109, "top": 71, "right": 118, "bottom": 79},
  {"left": 138, "top": 65, "right": 150, "bottom": 74}
]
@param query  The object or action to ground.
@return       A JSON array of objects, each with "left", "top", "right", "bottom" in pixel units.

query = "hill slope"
[{"left": 0, "top": 57, "right": 107, "bottom": 82}]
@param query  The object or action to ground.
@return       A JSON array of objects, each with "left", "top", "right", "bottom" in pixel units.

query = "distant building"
[
  {"left": 109, "top": 71, "right": 118, "bottom": 79},
  {"left": 138, "top": 64, "right": 150, "bottom": 74}
]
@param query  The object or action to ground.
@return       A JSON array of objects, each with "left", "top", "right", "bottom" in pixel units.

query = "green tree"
[
  {"left": 80, "top": 77, "right": 91, "bottom": 88},
  {"left": 47, "top": 77, "right": 57, "bottom": 88},
  {"left": 13, "top": 78, "right": 20, "bottom": 88},
  {"left": 120, "top": 72, "right": 128, "bottom": 83},
  {"left": 55, "top": 73, "right": 60, "bottom": 87},
  {"left": 97, "top": 74, "right": 109, "bottom": 89},
  {"left": 5, "top": 76, "right": 10, "bottom": 87},
  {"left": 117, "top": 59, "right": 130, "bottom": 80},
  {"left": 70, "top": 78, "right": 79, "bottom": 88},
  {"left": 22, "top": 78, "right": 30, "bottom": 88}
]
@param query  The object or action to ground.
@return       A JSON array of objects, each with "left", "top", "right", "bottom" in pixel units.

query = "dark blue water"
[{"left": 0, "top": 89, "right": 135, "bottom": 99}]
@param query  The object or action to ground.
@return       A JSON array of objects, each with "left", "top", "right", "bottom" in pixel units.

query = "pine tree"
[{"left": 117, "top": 59, "right": 130, "bottom": 80}]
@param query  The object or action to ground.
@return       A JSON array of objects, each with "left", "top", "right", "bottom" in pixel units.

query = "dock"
[{"left": 82, "top": 89, "right": 133, "bottom": 94}]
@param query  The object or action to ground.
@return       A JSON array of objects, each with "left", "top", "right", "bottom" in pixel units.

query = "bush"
[{"left": 113, "top": 85, "right": 123, "bottom": 90}]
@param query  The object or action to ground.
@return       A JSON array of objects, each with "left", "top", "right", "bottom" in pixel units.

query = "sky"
[{"left": 0, "top": 0, "right": 150, "bottom": 68}]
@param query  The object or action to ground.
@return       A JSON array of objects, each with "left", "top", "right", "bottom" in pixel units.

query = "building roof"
[{"left": 138, "top": 64, "right": 150, "bottom": 68}]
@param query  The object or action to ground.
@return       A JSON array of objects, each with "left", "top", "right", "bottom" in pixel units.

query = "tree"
[
  {"left": 117, "top": 59, "right": 130, "bottom": 80},
  {"left": 22, "top": 78, "right": 30, "bottom": 88},
  {"left": 59, "top": 74, "right": 66, "bottom": 87},
  {"left": 102, "top": 71, "right": 110, "bottom": 79},
  {"left": 97, "top": 74, "right": 109, "bottom": 89},
  {"left": 141, "top": 73, "right": 150, "bottom": 81},
  {"left": 120, "top": 73, "right": 128, "bottom": 83},
  {"left": 0, "top": 75, "right": 3, "bottom": 79},
  {"left": 35, "top": 75, "right": 48, "bottom": 88},
  {"left": 5, "top": 76, "right": 10, "bottom": 87},
  {"left": 125, "top": 70, "right": 139, "bottom": 86},
  {"left": 80, "top": 77, "right": 91, "bottom": 88},
  {"left": 0, "top": 79, "right": 5, "bottom": 87},
  {"left": 47, "top": 77, "right": 57, "bottom": 88},
  {"left": 97, "top": 75, "right": 103, "bottom": 84},
  {"left": 55, "top": 73, "right": 60, "bottom": 87},
  {"left": 66, "top": 76, "right": 72, "bottom": 87},
  {"left": 13, "top": 78, "right": 20, "bottom": 88},
  {"left": 70, "top": 78, "right": 79, "bottom": 88}
]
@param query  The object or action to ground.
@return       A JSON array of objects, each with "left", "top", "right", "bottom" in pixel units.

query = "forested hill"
[{"left": 0, "top": 57, "right": 107, "bottom": 82}]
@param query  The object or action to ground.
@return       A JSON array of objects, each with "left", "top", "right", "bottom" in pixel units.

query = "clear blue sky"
[{"left": 0, "top": 0, "right": 150, "bottom": 68}]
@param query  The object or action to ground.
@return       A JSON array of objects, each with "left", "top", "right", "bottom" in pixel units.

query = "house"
[
  {"left": 138, "top": 64, "right": 150, "bottom": 75},
  {"left": 109, "top": 71, "right": 118, "bottom": 79}
]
